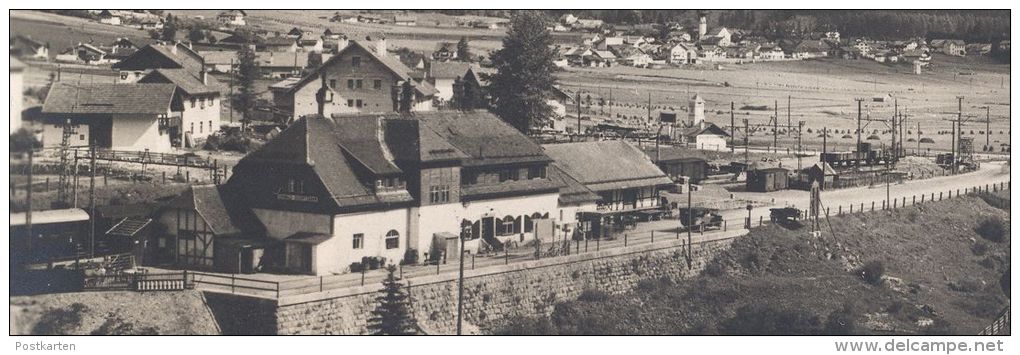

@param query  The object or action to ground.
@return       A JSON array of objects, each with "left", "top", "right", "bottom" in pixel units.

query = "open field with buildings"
[{"left": 557, "top": 55, "right": 1010, "bottom": 154}]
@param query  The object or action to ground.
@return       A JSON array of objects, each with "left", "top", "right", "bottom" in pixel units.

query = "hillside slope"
[
  {"left": 10, "top": 290, "right": 221, "bottom": 335},
  {"left": 495, "top": 194, "right": 1010, "bottom": 335}
]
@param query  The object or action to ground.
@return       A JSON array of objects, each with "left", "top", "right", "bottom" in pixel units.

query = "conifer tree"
[
  {"left": 487, "top": 10, "right": 558, "bottom": 133},
  {"left": 367, "top": 265, "right": 417, "bottom": 335}
]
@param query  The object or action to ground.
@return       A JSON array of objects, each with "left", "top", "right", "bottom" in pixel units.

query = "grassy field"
[
  {"left": 494, "top": 194, "right": 1011, "bottom": 335},
  {"left": 557, "top": 54, "right": 1010, "bottom": 154},
  {"left": 10, "top": 10, "right": 158, "bottom": 60}
]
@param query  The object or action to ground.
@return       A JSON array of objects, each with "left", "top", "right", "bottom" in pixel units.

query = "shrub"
[
  {"left": 947, "top": 279, "right": 981, "bottom": 293},
  {"left": 719, "top": 304, "right": 822, "bottom": 335},
  {"left": 857, "top": 260, "right": 885, "bottom": 285},
  {"left": 971, "top": 242, "right": 989, "bottom": 256},
  {"left": 975, "top": 217, "right": 1007, "bottom": 242},
  {"left": 704, "top": 260, "right": 727, "bottom": 277},
  {"left": 10, "top": 128, "right": 41, "bottom": 153},
  {"left": 32, "top": 303, "right": 88, "bottom": 335},
  {"left": 577, "top": 288, "right": 610, "bottom": 302},
  {"left": 91, "top": 315, "right": 158, "bottom": 335},
  {"left": 350, "top": 262, "right": 364, "bottom": 273},
  {"left": 401, "top": 249, "right": 419, "bottom": 265},
  {"left": 978, "top": 257, "right": 996, "bottom": 269},
  {"left": 203, "top": 131, "right": 262, "bottom": 153},
  {"left": 922, "top": 317, "right": 954, "bottom": 335},
  {"left": 823, "top": 304, "right": 859, "bottom": 335},
  {"left": 494, "top": 316, "right": 557, "bottom": 335}
]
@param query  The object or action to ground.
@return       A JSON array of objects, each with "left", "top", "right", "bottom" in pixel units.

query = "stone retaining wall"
[{"left": 207, "top": 231, "right": 743, "bottom": 335}]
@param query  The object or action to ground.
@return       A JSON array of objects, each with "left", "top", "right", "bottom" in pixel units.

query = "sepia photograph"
[{"left": 5, "top": 2, "right": 1013, "bottom": 351}]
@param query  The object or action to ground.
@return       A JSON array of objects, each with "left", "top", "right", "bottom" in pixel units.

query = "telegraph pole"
[
  {"left": 985, "top": 106, "right": 991, "bottom": 150},
  {"left": 730, "top": 101, "right": 735, "bottom": 154},
  {"left": 822, "top": 127, "right": 828, "bottom": 160},
  {"left": 576, "top": 91, "right": 582, "bottom": 135},
  {"left": 743, "top": 119, "right": 750, "bottom": 167},
  {"left": 456, "top": 231, "right": 466, "bottom": 335},
  {"left": 855, "top": 98, "right": 865, "bottom": 150},
  {"left": 954, "top": 96, "right": 964, "bottom": 174},
  {"left": 773, "top": 100, "right": 779, "bottom": 152},
  {"left": 787, "top": 95, "right": 792, "bottom": 137},
  {"left": 892, "top": 99, "right": 898, "bottom": 160},
  {"left": 89, "top": 144, "right": 96, "bottom": 258},
  {"left": 26, "top": 149, "right": 33, "bottom": 251}
]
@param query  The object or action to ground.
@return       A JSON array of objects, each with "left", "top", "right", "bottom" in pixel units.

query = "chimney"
[
  {"left": 170, "top": 42, "right": 178, "bottom": 54},
  {"left": 698, "top": 14, "right": 707, "bottom": 40},
  {"left": 376, "top": 36, "right": 387, "bottom": 56},
  {"left": 337, "top": 36, "right": 349, "bottom": 51},
  {"left": 200, "top": 69, "right": 208, "bottom": 85}
]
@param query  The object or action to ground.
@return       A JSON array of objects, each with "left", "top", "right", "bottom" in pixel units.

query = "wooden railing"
[{"left": 979, "top": 305, "right": 1010, "bottom": 335}]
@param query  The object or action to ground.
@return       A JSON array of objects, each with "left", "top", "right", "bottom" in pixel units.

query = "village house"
[
  {"left": 137, "top": 68, "right": 222, "bottom": 144},
  {"left": 221, "top": 111, "right": 562, "bottom": 275},
  {"left": 426, "top": 61, "right": 476, "bottom": 101},
  {"left": 255, "top": 51, "right": 309, "bottom": 78},
  {"left": 199, "top": 51, "right": 236, "bottom": 73},
  {"left": 137, "top": 18, "right": 164, "bottom": 31},
  {"left": 98, "top": 10, "right": 121, "bottom": 25},
  {"left": 39, "top": 82, "right": 178, "bottom": 152},
  {"left": 262, "top": 36, "right": 299, "bottom": 53},
  {"left": 393, "top": 15, "right": 417, "bottom": 26},
  {"left": 931, "top": 39, "right": 966, "bottom": 56},
  {"left": 609, "top": 45, "right": 651, "bottom": 67},
  {"left": 697, "top": 44, "right": 726, "bottom": 61},
  {"left": 55, "top": 43, "right": 109, "bottom": 65},
  {"left": 112, "top": 42, "right": 205, "bottom": 83},
  {"left": 432, "top": 42, "right": 458, "bottom": 61},
  {"left": 543, "top": 140, "right": 674, "bottom": 239},
  {"left": 641, "top": 146, "right": 710, "bottom": 185},
  {"left": 103, "top": 38, "right": 139, "bottom": 63},
  {"left": 754, "top": 44, "right": 784, "bottom": 60},
  {"left": 217, "top": 10, "right": 246, "bottom": 27},
  {"left": 681, "top": 122, "right": 731, "bottom": 151},
  {"left": 270, "top": 39, "right": 437, "bottom": 121},
  {"left": 10, "top": 35, "right": 49, "bottom": 60},
  {"left": 786, "top": 40, "right": 829, "bottom": 59}
]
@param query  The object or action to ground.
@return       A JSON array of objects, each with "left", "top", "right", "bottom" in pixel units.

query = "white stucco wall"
[
  {"left": 696, "top": 135, "right": 728, "bottom": 151},
  {"left": 331, "top": 208, "right": 410, "bottom": 273},
  {"left": 433, "top": 78, "right": 454, "bottom": 101},
  {"left": 40, "top": 123, "right": 90, "bottom": 148},
  {"left": 10, "top": 69, "right": 23, "bottom": 134},
  {"left": 110, "top": 114, "right": 172, "bottom": 153},
  {"left": 182, "top": 94, "right": 222, "bottom": 140}
]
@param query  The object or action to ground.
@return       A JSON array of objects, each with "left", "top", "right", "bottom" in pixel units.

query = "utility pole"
[
  {"left": 822, "top": 127, "right": 828, "bottom": 160},
  {"left": 743, "top": 119, "right": 749, "bottom": 168},
  {"left": 26, "top": 149, "right": 33, "bottom": 251},
  {"left": 787, "top": 95, "right": 792, "bottom": 137},
  {"left": 686, "top": 186, "right": 692, "bottom": 264},
  {"left": 229, "top": 58, "right": 234, "bottom": 124},
  {"left": 456, "top": 231, "right": 466, "bottom": 335},
  {"left": 730, "top": 101, "right": 735, "bottom": 154},
  {"left": 89, "top": 144, "right": 96, "bottom": 258},
  {"left": 954, "top": 96, "right": 964, "bottom": 174},
  {"left": 916, "top": 122, "right": 921, "bottom": 155},
  {"left": 855, "top": 98, "right": 865, "bottom": 150},
  {"left": 797, "top": 121, "right": 804, "bottom": 171},
  {"left": 985, "top": 106, "right": 991, "bottom": 150},
  {"left": 892, "top": 99, "right": 897, "bottom": 160},
  {"left": 576, "top": 91, "right": 582, "bottom": 135},
  {"left": 774, "top": 99, "right": 779, "bottom": 151}
]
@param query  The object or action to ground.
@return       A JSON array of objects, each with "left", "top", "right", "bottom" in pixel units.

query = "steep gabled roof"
[
  {"left": 548, "top": 163, "right": 600, "bottom": 205},
  {"left": 139, "top": 68, "right": 221, "bottom": 95},
  {"left": 543, "top": 140, "right": 673, "bottom": 192},
  {"left": 416, "top": 111, "right": 552, "bottom": 167},
  {"left": 112, "top": 43, "right": 204, "bottom": 74},
  {"left": 383, "top": 119, "right": 468, "bottom": 163},
  {"left": 288, "top": 40, "right": 435, "bottom": 97},
  {"left": 167, "top": 184, "right": 264, "bottom": 235},
  {"left": 42, "top": 82, "right": 176, "bottom": 115},
  {"left": 429, "top": 61, "right": 475, "bottom": 80}
]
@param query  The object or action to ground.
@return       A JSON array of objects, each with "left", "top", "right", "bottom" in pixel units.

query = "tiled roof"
[
  {"left": 165, "top": 184, "right": 264, "bottom": 236},
  {"left": 200, "top": 50, "right": 237, "bottom": 65},
  {"left": 42, "top": 82, "right": 175, "bottom": 115},
  {"left": 140, "top": 68, "right": 221, "bottom": 95},
  {"left": 289, "top": 40, "right": 435, "bottom": 97},
  {"left": 429, "top": 61, "right": 475, "bottom": 79},
  {"left": 640, "top": 146, "right": 709, "bottom": 163},
  {"left": 256, "top": 51, "right": 308, "bottom": 68},
  {"left": 548, "top": 163, "right": 600, "bottom": 205},
  {"left": 416, "top": 111, "right": 552, "bottom": 167},
  {"left": 113, "top": 43, "right": 204, "bottom": 74},
  {"left": 543, "top": 140, "right": 673, "bottom": 193},
  {"left": 383, "top": 119, "right": 468, "bottom": 163}
]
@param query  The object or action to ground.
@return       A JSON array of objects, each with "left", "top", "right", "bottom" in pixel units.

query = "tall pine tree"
[
  {"left": 233, "top": 45, "right": 259, "bottom": 129},
  {"left": 367, "top": 265, "right": 417, "bottom": 335},
  {"left": 456, "top": 36, "right": 471, "bottom": 62},
  {"left": 487, "top": 10, "right": 558, "bottom": 133}
]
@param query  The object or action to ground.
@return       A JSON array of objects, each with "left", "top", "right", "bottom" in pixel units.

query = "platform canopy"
[{"left": 10, "top": 208, "right": 90, "bottom": 227}]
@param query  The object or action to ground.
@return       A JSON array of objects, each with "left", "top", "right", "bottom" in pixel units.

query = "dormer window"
[{"left": 285, "top": 178, "right": 306, "bottom": 194}]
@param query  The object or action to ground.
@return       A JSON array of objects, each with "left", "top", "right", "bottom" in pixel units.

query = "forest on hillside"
[{"left": 430, "top": 10, "right": 1009, "bottom": 43}]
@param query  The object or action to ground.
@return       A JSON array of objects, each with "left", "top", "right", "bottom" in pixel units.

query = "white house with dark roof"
[
  {"left": 137, "top": 68, "right": 222, "bottom": 143},
  {"left": 225, "top": 111, "right": 562, "bottom": 275},
  {"left": 217, "top": 10, "right": 246, "bottom": 26},
  {"left": 10, "top": 35, "right": 49, "bottom": 60},
  {"left": 40, "top": 82, "right": 179, "bottom": 152}
]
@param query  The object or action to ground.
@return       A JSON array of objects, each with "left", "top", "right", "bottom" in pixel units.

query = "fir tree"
[
  {"left": 456, "top": 36, "right": 471, "bottom": 62},
  {"left": 487, "top": 10, "right": 558, "bottom": 133},
  {"left": 233, "top": 45, "right": 259, "bottom": 129},
  {"left": 367, "top": 265, "right": 417, "bottom": 335},
  {"left": 161, "top": 15, "right": 178, "bottom": 42}
]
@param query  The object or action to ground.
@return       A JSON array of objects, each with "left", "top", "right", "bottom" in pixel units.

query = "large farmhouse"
[{"left": 270, "top": 39, "right": 438, "bottom": 121}]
